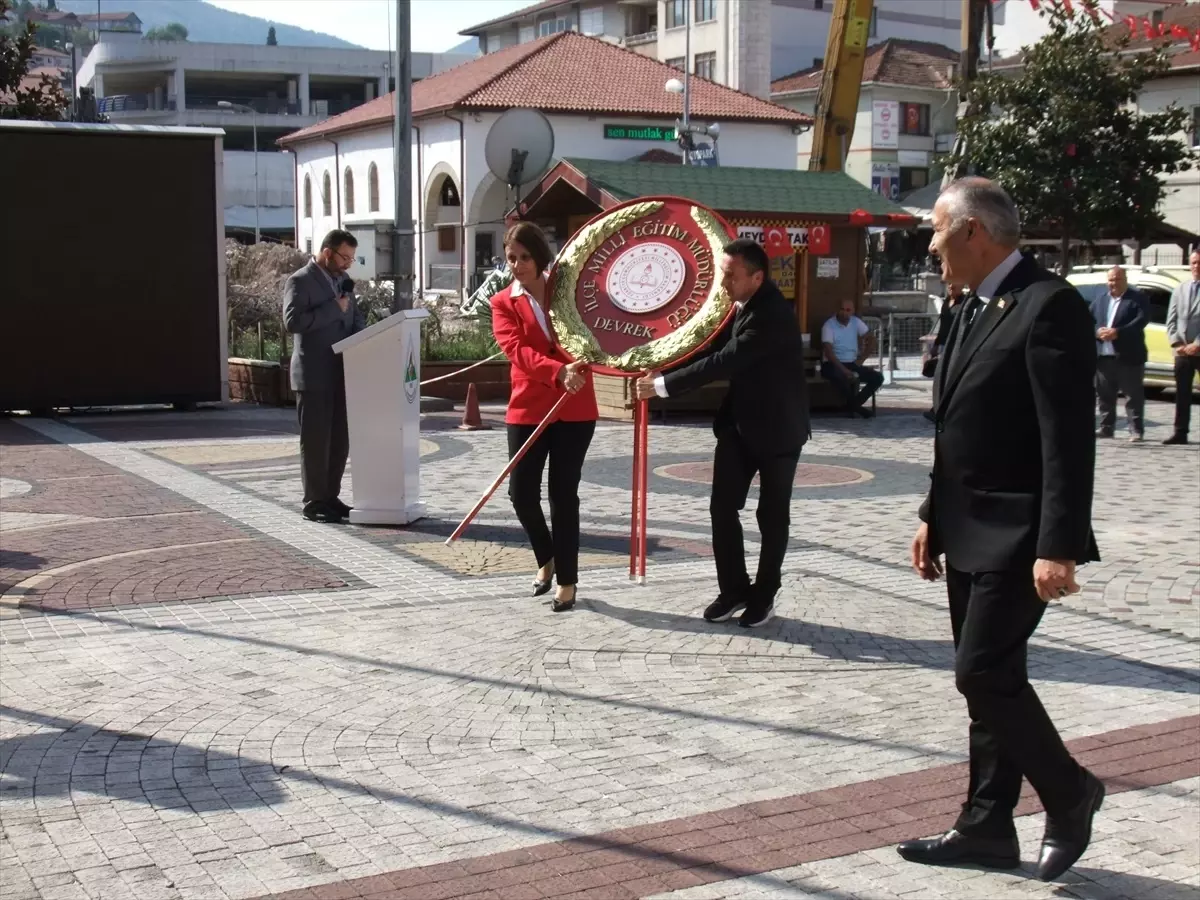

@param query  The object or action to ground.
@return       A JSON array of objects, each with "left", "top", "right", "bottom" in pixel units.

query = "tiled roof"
[
  {"left": 461, "top": 0, "right": 572, "bottom": 35},
  {"left": 281, "top": 32, "right": 808, "bottom": 147},
  {"left": 771, "top": 39, "right": 960, "bottom": 95},
  {"left": 559, "top": 158, "right": 912, "bottom": 218}
]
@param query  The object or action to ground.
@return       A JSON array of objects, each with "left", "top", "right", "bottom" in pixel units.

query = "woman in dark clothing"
[{"left": 490, "top": 222, "right": 597, "bottom": 612}]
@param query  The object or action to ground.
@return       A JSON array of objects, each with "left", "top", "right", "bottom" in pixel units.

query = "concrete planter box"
[
  {"left": 420, "top": 359, "right": 510, "bottom": 403},
  {"left": 228, "top": 358, "right": 294, "bottom": 407}
]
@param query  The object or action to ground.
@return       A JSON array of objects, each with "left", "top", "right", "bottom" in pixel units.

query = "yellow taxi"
[{"left": 1067, "top": 265, "right": 1199, "bottom": 394}]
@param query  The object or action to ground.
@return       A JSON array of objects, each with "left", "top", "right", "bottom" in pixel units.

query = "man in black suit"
[
  {"left": 283, "top": 229, "right": 365, "bottom": 523},
  {"left": 1090, "top": 266, "right": 1148, "bottom": 442},
  {"left": 635, "top": 239, "right": 809, "bottom": 628},
  {"left": 902, "top": 178, "right": 1104, "bottom": 882}
]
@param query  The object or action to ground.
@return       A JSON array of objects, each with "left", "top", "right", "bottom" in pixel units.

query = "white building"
[
  {"left": 772, "top": 39, "right": 960, "bottom": 200},
  {"left": 459, "top": 0, "right": 963, "bottom": 96},
  {"left": 990, "top": 0, "right": 1183, "bottom": 58},
  {"left": 279, "top": 30, "right": 809, "bottom": 295},
  {"left": 76, "top": 33, "right": 472, "bottom": 240}
]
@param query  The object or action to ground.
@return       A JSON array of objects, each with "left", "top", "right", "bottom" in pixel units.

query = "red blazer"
[{"left": 491, "top": 283, "right": 598, "bottom": 425}]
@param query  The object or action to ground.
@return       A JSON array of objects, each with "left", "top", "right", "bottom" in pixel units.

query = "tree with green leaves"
[
  {"left": 950, "top": 0, "right": 1196, "bottom": 266},
  {"left": 266, "top": 25, "right": 277, "bottom": 46},
  {"left": 145, "top": 22, "right": 188, "bottom": 42},
  {"left": 0, "top": 0, "right": 68, "bottom": 120}
]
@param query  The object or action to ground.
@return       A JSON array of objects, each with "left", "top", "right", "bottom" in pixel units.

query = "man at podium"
[{"left": 283, "top": 229, "right": 365, "bottom": 523}]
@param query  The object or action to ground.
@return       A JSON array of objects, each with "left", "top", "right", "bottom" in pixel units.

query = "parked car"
[{"left": 1067, "top": 265, "right": 1199, "bottom": 395}]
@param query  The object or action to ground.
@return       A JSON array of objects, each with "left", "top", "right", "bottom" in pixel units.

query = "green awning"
[{"left": 561, "top": 157, "right": 912, "bottom": 219}]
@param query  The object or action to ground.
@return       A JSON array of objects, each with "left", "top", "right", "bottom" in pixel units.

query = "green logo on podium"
[{"left": 404, "top": 339, "right": 418, "bottom": 404}]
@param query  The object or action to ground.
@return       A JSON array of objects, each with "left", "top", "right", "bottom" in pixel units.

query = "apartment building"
[
  {"left": 772, "top": 39, "right": 960, "bottom": 199},
  {"left": 75, "top": 28, "right": 471, "bottom": 241},
  {"left": 459, "top": 0, "right": 963, "bottom": 98}
]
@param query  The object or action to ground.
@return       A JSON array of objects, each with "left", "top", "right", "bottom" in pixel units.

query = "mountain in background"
[
  {"left": 449, "top": 37, "right": 478, "bottom": 55},
  {"left": 53, "top": 0, "right": 360, "bottom": 48}
]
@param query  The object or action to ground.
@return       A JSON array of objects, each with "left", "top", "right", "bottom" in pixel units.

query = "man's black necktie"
[{"left": 960, "top": 293, "right": 983, "bottom": 340}]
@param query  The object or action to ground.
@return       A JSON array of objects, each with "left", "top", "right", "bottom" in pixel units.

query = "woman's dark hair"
[{"left": 503, "top": 221, "right": 554, "bottom": 274}]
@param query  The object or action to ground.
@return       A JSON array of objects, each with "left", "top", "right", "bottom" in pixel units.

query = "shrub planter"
[{"left": 419, "top": 359, "right": 510, "bottom": 403}]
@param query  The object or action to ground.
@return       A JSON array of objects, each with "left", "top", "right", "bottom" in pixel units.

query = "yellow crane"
[
  {"left": 807, "top": 0, "right": 875, "bottom": 172},
  {"left": 808, "top": 0, "right": 988, "bottom": 175}
]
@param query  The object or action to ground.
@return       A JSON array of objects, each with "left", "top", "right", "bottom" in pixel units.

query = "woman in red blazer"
[{"left": 492, "top": 222, "right": 598, "bottom": 612}]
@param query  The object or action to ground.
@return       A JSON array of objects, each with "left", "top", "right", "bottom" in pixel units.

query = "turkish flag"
[
  {"left": 763, "top": 226, "right": 792, "bottom": 259},
  {"left": 808, "top": 224, "right": 831, "bottom": 256}
]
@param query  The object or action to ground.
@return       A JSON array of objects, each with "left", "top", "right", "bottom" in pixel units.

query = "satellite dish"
[{"left": 485, "top": 108, "right": 555, "bottom": 209}]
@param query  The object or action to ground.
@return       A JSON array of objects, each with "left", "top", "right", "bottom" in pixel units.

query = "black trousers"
[
  {"left": 1095, "top": 356, "right": 1144, "bottom": 436},
  {"left": 296, "top": 377, "right": 349, "bottom": 506},
  {"left": 820, "top": 361, "right": 884, "bottom": 410},
  {"left": 945, "top": 564, "right": 1086, "bottom": 837},
  {"left": 710, "top": 429, "right": 799, "bottom": 601},
  {"left": 1172, "top": 355, "right": 1200, "bottom": 437},
  {"left": 507, "top": 420, "right": 596, "bottom": 586}
]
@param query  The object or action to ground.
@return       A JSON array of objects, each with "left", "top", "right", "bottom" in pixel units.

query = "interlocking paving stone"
[
  {"left": 242, "top": 718, "right": 1198, "bottom": 900},
  {"left": 1, "top": 387, "right": 1197, "bottom": 900}
]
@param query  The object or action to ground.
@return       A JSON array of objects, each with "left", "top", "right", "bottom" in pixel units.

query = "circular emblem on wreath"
[
  {"left": 605, "top": 242, "right": 687, "bottom": 314},
  {"left": 547, "top": 196, "right": 738, "bottom": 376}
]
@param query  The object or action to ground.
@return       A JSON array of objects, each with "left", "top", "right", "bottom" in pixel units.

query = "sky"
[{"left": 205, "top": 0, "right": 532, "bottom": 53}]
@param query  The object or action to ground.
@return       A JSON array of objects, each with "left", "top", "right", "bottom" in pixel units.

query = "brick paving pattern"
[{"left": 1, "top": 384, "right": 1196, "bottom": 900}]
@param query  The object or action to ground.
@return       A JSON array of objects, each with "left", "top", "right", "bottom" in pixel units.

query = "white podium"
[{"left": 332, "top": 308, "right": 429, "bottom": 525}]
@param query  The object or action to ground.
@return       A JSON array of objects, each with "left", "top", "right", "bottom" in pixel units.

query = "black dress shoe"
[
  {"left": 302, "top": 501, "right": 343, "bottom": 523},
  {"left": 897, "top": 829, "right": 1020, "bottom": 869},
  {"left": 1163, "top": 434, "right": 1189, "bottom": 445},
  {"left": 1036, "top": 769, "right": 1105, "bottom": 882},
  {"left": 331, "top": 498, "right": 353, "bottom": 518},
  {"left": 703, "top": 595, "right": 747, "bottom": 623}
]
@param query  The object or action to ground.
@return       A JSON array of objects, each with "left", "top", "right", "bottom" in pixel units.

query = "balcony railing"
[
  {"left": 191, "top": 97, "right": 301, "bottom": 115},
  {"left": 98, "top": 94, "right": 174, "bottom": 113},
  {"left": 623, "top": 31, "right": 657, "bottom": 47}
]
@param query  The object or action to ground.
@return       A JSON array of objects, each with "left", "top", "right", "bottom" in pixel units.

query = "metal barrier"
[
  {"left": 427, "top": 265, "right": 462, "bottom": 294},
  {"left": 881, "top": 312, "right": 940, "bottom": 382}
]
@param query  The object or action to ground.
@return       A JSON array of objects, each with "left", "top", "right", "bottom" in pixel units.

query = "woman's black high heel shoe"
[
  {"left": 533, "top": 563, "right": 554, "bottom": 597},
  {"left": 552, "top": 587, "right": 576, "bottom": 613}
]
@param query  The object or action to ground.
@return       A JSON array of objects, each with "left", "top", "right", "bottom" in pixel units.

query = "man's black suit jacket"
[
  {"left": 1089, "top": 287, "right": 1149, "bottom": 365},
  {"left": 663, "top": 279, "right": 810, "bottom": 456},
  {"left": 919, "top": 255, "right": 1100, "bottom": 573}
]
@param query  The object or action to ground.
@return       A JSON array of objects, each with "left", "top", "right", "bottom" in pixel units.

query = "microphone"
[{"left": 342, "top": 278, "right": 355, "bottom": 295}]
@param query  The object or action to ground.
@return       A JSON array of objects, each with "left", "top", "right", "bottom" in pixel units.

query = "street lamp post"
[
  {"left": 65, "top": 42, "right": 78, "bottom": 121},
  {"left": 218, "top": 100, "right": 260, "bottom": 243}
]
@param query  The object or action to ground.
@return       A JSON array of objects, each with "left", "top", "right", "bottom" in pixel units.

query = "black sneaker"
[
  {"left": 703, "top": 595, "right": 747, "bottom": 623},
  {"left": 739, "top": 601, "right": 776, "bottom": 628}
]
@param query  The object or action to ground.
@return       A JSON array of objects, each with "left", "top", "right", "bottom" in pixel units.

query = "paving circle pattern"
[
  {"left": 656, "top": 461, "right": 873, "bottom": 487},
  {"left": 582, "top": 453, "right": 929, "bottom": 499}
]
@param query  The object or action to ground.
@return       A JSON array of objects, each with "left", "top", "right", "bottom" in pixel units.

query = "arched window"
[
  {"left": 303, "top": 175, "right": 312, "bottom": 218},
  {"left": 439, "top": 178, "right": 460, "bottom": 207},
  {"left": 344, "top": 167, "right": 355, "bottom": 215},
  {"left": 322, "top": 171, "right": 332, "bottom": 216},
  {"left": 368, "top": 163, "right": 380, "bottom": 212}
]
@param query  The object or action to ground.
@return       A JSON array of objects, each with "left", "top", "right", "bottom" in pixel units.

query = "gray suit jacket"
[
  {"left": 282, "top": 260, "right": 365, "bottom": 391},
  {"left": 1166, "top": 279, "right": 1200, "bottom": 349}
]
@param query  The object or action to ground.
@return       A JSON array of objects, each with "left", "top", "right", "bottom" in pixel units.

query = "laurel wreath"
[{"left": 548, "top": 203, "right": 733, "bottom": 373}]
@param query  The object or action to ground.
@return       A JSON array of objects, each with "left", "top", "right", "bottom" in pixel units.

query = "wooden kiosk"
[{"left": 515, "top": 158, "right": 916, "bottom": 417}]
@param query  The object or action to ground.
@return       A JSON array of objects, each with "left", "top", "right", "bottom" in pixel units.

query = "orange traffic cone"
[{"left": 458, "top": 383, "right": 490, "bottom": 431}]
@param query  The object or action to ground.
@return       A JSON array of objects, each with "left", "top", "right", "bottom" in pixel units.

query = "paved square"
[{"left": 2, "top": 385, "right": 1197, "bottom": 900}]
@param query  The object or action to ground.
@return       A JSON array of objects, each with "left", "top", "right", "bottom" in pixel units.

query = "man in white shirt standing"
[
  {"left": 820, "top": 300, "right": 883, "bottom": 417},
  {"left": 1090, "top": 266, "right": 1147, "bottom": 442}
]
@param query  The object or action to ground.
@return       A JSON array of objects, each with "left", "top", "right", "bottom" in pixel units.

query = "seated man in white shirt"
[{"left": 820, "top": 300, "right": 884, "bottom": 417}]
